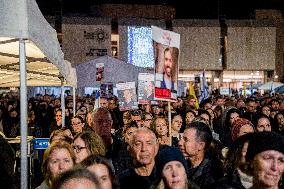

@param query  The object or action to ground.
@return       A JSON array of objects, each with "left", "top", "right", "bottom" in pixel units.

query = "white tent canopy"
[
  {"left": 258, "top": 81, "right": 284, "bottom": 91},
  {"left": 0, "top": 0, "right": 77, "bottom": 87},
  {"left": 76, "top": 55, "right": 151, "bottom": 88},
  {"left": 0, "top": 0, "right": 77, "bottom": 188}
]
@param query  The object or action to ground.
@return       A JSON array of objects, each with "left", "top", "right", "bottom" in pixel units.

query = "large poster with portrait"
[
  {"left": 152, "top": 26, "right": 180, "bottom": 101},
  {"left": 138, "top": 73, "right": 154, "bottom": 104},
  {"left": 117, "top": 82, "right": 138, "bottom": 111},
  {"left": 96, "top": 63, "right": 104, "bottom": 81}
]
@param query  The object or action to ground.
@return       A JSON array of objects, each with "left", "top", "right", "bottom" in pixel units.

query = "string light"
[{"left": 127, "top": 26, "right": 154, "bottom": 68}]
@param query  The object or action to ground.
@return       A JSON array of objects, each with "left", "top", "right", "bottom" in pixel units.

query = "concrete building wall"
[
  {"left": 172, "top": 19, "right": 222, "bottom": 71},
  {"left": 226, "top": 20, "right": 276, "bottom": 71},
  {"left": 255, "top": 10, "right": 284, "bottom": 82},
  {"left": 62, "top": 17, "right": 112, "bottom": 64}
]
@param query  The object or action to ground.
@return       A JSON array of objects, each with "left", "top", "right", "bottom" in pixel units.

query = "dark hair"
[
  {"left": 225, "top": 108, "right": 241, "bottom": 128},
  {"left": 199, "top": 98, "right": 212, "bottom": 109},
  {"left": 223, "top": 133, "right": 254, "bottom": 175},
  {"left": 198, "top": 109, "right": 211, "bottom": 122},
  {"left": 123, "top": 121, "right": 139, "bottom": 135},
  {"left": 189, "top": 121, "right": 213, "bottom": 150},
  {"left": 185, "top": 109, "right": 197, "bottom": 117},
  {"left": 269, "top": 98, "right": 279, "bottom": 106},
  {"left": 245, "top": 98, "right": 255, "bottom": 104},
  {"left": 80, "top": 155, "right": 119, "bottom": 189},
  {"left": 51, "top": 167, "right": 99, "bottom": 189},
  {"left": 256, "top": 114, "right": 270, "bottom": 122}
]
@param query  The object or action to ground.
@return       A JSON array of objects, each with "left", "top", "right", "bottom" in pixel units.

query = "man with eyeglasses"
[
  {"left": 142, "top": 113, "right": 153, "bottom": 128},
  {"left": 71, "top": 116, "right": 85, "bottom": 135}
]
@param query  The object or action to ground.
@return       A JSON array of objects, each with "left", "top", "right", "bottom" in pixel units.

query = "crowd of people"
[{"left": 0, "top": 91, "right": 284, "bottom": 189}]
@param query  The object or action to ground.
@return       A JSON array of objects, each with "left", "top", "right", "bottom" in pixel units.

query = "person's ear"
[
  {"left": 198, "top": 141, "right": 205, "bottom": 151},
  {"left": 154, "top": 142, "right": 159, "bottom": 156}
]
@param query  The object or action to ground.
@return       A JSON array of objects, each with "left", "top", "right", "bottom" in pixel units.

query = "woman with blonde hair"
[
  {"left": 36, "top": 141, "right": 76, "bottom": 189},
  {"left": 152, "top": 117, "right": 171, "bottom": 146},
  {"left": 72, "top": 131, "right": 106, "bottom": 164}
]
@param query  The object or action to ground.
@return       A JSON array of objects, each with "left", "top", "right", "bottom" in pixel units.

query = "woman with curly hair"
[
  {"left": 72, "top": 131, "right": 106, "bottom": 164},
  {"left": 36, "top": 141, "right": 75, "bottom": 189}
]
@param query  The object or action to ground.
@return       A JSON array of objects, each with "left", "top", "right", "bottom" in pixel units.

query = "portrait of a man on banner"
[{"left": 152, "top": 26, "right": 180, "bottom": 102}]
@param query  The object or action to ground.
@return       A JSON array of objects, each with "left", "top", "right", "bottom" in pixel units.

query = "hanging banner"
[
  {"left": 96, "top": 63, "right": 104, "bottom": 81},
  {"left": 138, "top": 73, "right": 155, "bottom": 104},
  {"left": 152, "top": 26, "right": 180, "bottom": 102},
  {"left": 117, "top": 82, "right": 138, "bottom": 111}
]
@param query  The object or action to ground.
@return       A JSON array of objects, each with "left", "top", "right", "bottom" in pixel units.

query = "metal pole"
[
  {"left": 73, "top": 87, "right": 76, "bottom": 117},
  {"left": 168, "top": 101, "right": 172, "bottom": 146},
  {"left": 60, "top": 76, "right": 65, "bottom": 128},
  {"left": 19, "top": 38, "right": 28, "bottom": 189}
]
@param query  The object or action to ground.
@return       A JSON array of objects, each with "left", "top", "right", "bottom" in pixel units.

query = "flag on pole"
[
  {"left": 200, "top": 70, "right": 209, "bottom": 103},
  {"left": 94, "top": 90, "right": 100, "bottom": 110},
  {"left": 189, "top": 81, "right": 199, "bottom": 109}
]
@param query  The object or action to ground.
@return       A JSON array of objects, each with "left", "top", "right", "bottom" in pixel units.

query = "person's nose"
[
  {"left": 141, "top": 143, "right": 147, "bottom": 152},
  {"left": 270, "top": 159, "right": 278, "bottom": 172},
  {"left": 58, "top": 161, "right": 65, "bottom": 170},
  {"left": 178, "top": 139, "right": 184, "bottom": 147}
]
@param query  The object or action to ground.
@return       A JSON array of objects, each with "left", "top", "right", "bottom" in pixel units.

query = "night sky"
[{"left": 36, "top": 0, "right": 283, "bottom": 19}]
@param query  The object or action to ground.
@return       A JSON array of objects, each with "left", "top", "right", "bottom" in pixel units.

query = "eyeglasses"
[
  {"left": 145, "top": 119, "right": 152, "bottom": 121},
  {"left": 73, "top": 145, "right": 87, "bottom": 153}
]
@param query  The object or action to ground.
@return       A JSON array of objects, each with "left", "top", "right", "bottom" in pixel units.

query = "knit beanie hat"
[
  {"left": 246, "top": 131, "right": 284, "bottom": 161},
  {"left": 231, "top": 118, "right": 254, "bottom": 141},
  {"left": 156, "top": 145, "right": 189, "bottom": 176}
]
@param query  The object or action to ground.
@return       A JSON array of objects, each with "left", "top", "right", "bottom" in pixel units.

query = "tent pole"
[
  {"left": 19, "top": 38, "right": 28, "bottom": 189},
  {"left": 60, "top": 76, "right": 65, "bottom": 128},
  {"left": 73, "top": 87, "right": 76, "bottom": 117}
]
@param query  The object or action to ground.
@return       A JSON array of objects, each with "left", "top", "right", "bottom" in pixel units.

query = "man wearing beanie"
[
  {"left": 156, "top": 145, "right": 200, "bottom": 189},
  {"left": 246, "top": 131, "right": 284, "bottom": 189}
]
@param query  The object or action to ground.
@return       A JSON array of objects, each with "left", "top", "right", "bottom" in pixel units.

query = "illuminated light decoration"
[{"left": 128, "top": 26, "right": 154, "bottom": 68}]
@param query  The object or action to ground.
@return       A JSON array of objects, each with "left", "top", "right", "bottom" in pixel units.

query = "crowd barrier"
[{"left": 7, "top": 137, "right": 49, "bottom": 189}]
